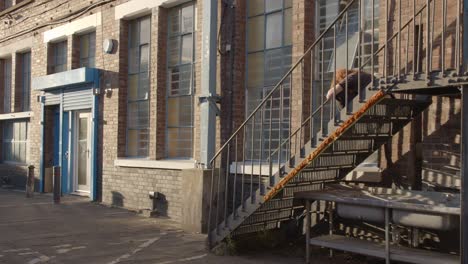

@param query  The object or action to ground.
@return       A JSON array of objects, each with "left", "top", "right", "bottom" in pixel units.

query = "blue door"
[{"left": 61, "top": 111, "right": 70, "bottom": 194}]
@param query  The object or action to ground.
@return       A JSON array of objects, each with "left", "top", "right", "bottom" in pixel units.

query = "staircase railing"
[{"left": 207, "top": 0, "right": 464, "bottom": 246}]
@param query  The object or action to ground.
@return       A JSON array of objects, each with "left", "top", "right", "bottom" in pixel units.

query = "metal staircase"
[{"left": 207, "top": 0, "right": 466, "bottom": 247}]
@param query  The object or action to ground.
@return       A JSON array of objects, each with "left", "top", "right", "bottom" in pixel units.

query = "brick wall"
[
  {"left": 378, "top": 0, "right": 459, "bottom": 77},
  {"left": 102, "top": 166, "right": 183, "bottom": 219}
]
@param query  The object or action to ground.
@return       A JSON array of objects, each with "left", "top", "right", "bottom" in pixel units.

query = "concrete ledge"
[
  {"left": 114, "top": 159, "right": 196, "bottom": 170},
  {"left": 344, "top": 165, "right": 382, "bottom": 183},
  {"left": 43, "top": 12, "right": 102, "bottom": 43},
  {"left": 0, "top": 37, "right": 33, "bottom": 58},
  {"left": 0, "top": 111, "right": 33, "bottom": 120},
  {"left": 32, "top": 67, "right": 98, "bottom": 91},
  {"left": 114, "top": 0, "right": 192, "bottom": 20}
]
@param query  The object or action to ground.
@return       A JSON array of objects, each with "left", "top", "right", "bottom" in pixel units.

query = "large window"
[
  {"left": 127, "top": 16, "right": 151, "bottom": 157},
  {"left": 48, "top": 40, "right": 67, "bottom": 74},
  {"left": 2, "top": 58, "right": 12, "bottom": 114},
  {"left": 246, "top": 0, "right": 292, "bottom": 161},
  {"left": 19, "top": 52, "right": 31, "bottom": 111},
  {"left": 79, "top": 32, "right": 96, "bottom": 68},
  {"left": 317, "top": 0, "right": 380, "bottom": 78},
  {"left": 166, "top": 3, "right": 195, "bottom": 159},
  {"left": 2, "top": 121, "right": 28, "bottom": 163}
]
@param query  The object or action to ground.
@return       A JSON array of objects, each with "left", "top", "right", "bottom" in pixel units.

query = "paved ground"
[{"left": 0, "top": 188, "right": 324, "bottom": 264}]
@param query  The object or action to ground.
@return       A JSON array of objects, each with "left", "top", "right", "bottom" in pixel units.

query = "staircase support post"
[
  {"left": 200, "top": 0, "right": 218, "bottom": 168},
  {"left": 462, "top": 85, "right": 468, "bottom": 264}
]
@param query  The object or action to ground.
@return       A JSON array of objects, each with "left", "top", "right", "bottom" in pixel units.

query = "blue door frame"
[{"left": 37, "top": 68, "right": 99, "bottom": 201}]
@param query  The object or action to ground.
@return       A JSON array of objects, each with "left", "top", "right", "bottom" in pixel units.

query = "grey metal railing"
[{"left": 207, "top": 0, "right": 463, "bottom": 246}]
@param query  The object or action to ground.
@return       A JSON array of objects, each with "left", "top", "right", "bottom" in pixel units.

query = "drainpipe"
[
  {"left": 462, "top": 1, "right": 468, "bottom": 263},
  {"left": 199, "top": 0, "right": 218, "bottom": 168},
  {"left": 462, "top": 86, "right": 468, "bottom": 264},
  {"left": 39, "top": 98, "right": 46, "bottom": 193}
]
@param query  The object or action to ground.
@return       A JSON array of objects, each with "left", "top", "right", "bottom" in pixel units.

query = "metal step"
[{"left": 290, "top": 169, "right": 339, "bottom": 184}]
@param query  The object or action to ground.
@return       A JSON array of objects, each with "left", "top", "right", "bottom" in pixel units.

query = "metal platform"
[{"left": 309, "top": 234, "right": 459, "bottom": 264}]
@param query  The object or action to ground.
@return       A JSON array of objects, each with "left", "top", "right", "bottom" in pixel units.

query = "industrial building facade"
[{"left": 0, "top": 0, "right": 464, "bottom": 234}]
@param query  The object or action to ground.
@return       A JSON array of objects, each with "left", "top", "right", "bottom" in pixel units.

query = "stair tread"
[{"left": 309, "top": 234, "right": 459, "bottom": 264}]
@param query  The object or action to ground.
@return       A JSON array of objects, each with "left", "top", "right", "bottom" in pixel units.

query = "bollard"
[
  {"left": 53, "top": 166, "right": 61, "bottom": 204},
  {"left": 26, "top": 165, "right": 35, "bottom": 198}
]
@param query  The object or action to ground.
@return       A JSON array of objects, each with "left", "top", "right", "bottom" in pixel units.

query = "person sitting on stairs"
[
  {"left": 326, "top": 68, "right": 373, "bottom": 110},
  {"left": 326, "top": 68, "right": 403, "bottom": 188}
]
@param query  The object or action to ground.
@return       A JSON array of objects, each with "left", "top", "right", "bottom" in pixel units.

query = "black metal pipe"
[{"left": 53, "top": 166, "right": 61, "bottom": 204}]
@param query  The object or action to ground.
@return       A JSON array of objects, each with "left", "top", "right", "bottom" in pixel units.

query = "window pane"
[
  {"left": 266, "top": 12, "right": 283, "bottom": 49},
  {"left": 284, "top": 8, "right": 292, "bottom": 46},
  {"left": 181, "top": 34, "right": 193, "bottom": 64},
  {"left": 128, "top": 74, "right": 139, "bottom": 101},
  {"left": 167, "top": 97, "right": 192, "bottom": 127},
  {"left": 129, "top": 21, "right": 139, "bottom": 48},
  {"left": 3, "top": 59, "right": 12, "bottom": 113},
  {"left": 266, "top": 0, "right": 283, "bottom": 12},
  {"left": 248, "top": 0, "right": 264, "bottom": 16},
  {"left": 265, "top": 47, "right": 292, "bottom": 87},
  {"left": 181, "top": 5, "right": 194, "bottom": 33},
  {"left": 139, "top": 72, "right": 149, "bottom": 99},
  {"left": 140, "top": 44, "right": 149, "bottom": 72},
  {"left": 168, "top": 65, "right": 192, "bottom": 96},
  {"left": 128, "top": 47, "right": 140, "bottom": 74},
  {"left": 128, "top": 101, "right": 149, "bottom": 128},
  {"left": 140, "top": 17, "right": 151, "bottom": 44},
  {"left": 80, "top": 34, "right": 89, "bottom": 59},
  {"left": 284, "top": 0, "right": 292, "bottom": 8},
  {"left": 169, "top": 9, "right": 180, "bottom": 35},
  {"left": 127, "top": 130, "right": 138, "bottom": 157},
  {"left": 247, "top": 52, "right": 264, "bottom": 89},
  {"left": 21, "top": 52, "right": 31, "bottom": 111},
  {"left": 247, "top": 16, "right": 264, "bottom": 52},
  {"left": 167, "top": 128, "right": 192, "bottom": 158},
  {"left": 168, "top": 37, "right": 180, "bottom": 66}
]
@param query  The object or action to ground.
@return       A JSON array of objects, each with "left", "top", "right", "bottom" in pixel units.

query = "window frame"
[
  {"left": 2, "top": 120, "right": 28, "bottom": 164},
  {"left": 48, "top": 40, "right": 68, "bottom": 74},
  {"left": 19, "top": 51, "right": 31, "bottom": 112},
  {"left": 126, "top": 16, "right": 151, "bottom": 158},
  {"left": 78, "top": 31, "right": 96, "bottom": 68},
  {"left": 2, "top": 58, "right": 12, "bottom": 114},
  {"left": 165, "top": 2, "right": 196, "bottom": 159}
]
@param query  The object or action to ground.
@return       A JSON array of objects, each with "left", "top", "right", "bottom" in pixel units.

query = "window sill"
[
  {"left": 0, "top": 111, "right": 33, "bottom": 121},
  {"left": 114, "top": 158, "right": 196, "bottom": 170},
  {"left": 1, "top": 161, "right": 29, "bottom": 167},
  {"left": 229, "top": 162, "right": 280, "bottom": 176}
]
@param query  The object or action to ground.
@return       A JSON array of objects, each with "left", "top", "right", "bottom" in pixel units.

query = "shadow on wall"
[
  {"left": 154, "top": 193, "right": 168, "bottom": 217},
  {"left": 383, "top": 95, "right": 461, "bottom": 189},
  {"left": 0, "top": 165, "right": 29, "bottom": 190},
  {"left": 111, "top": 191, "right": 125, "bottom": 207}
]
